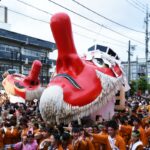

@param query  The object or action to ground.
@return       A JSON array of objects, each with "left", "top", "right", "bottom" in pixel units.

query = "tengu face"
[
  {"left": 2, "top": 60, "right": 44, "bottom": 101},
  {"left": 39, "top": 13, "right": 126, "bottom": 124}
]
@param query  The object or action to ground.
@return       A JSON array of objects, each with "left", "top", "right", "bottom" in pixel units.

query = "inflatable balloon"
[
  {"left": 39, "top": 12, "right": 129, "bottom": 123},
  {"left": 2, "top": 60, "right": 44, "bottom": 101}
]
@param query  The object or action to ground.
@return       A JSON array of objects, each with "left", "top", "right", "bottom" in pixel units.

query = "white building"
[{"left": 121, "top": 58, "right": 150, "bottom": 82}]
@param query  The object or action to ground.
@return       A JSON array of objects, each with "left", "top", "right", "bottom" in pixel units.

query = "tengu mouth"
[{"left": 51, "top": 73, "right": 81, "bottom": 89}]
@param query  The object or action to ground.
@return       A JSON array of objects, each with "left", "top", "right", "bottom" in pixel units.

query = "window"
[
  {"left": 116, "top": 91, "right": 120, "bottom": 96},
  {"left": 0, "top": 44, "right": 19, "bottom": 52},
  {"left": 22, "top": 48, "right": 45, "bottom": 58},
  {"left": 97, "top": 45, "right": 107, "bottom": 53},
  {"left": 41, "top": 69, "right": 47, "bottom": 76},
  {"left": 0, "top": 64, "right": 10, "bottom": 72},
  {"left": 88, "top": 45, "right": 96, "bottom": 51},
  {"left": 108, "top": 48, "right": 116, "bottom": 57},
  {"left": 88, "top": 45, "right": 107, "bottom": 53},
  {"left": 132, "top": 73, "right": 137, "bottom": 80},
  {"left": 0, "top": 64, "right": 20, "bottom": 80},
  {"left": 115, "top": 100, "right": 120, "bottom": 105},
  {"left": 13, "top": 66, "right": 19, "bottom": 73},
  {"left": 23, "top": 66, "right": 30, "bottom": 75},
  {"left": 0, "top": 46, "right": 5, "bottom": 51}
]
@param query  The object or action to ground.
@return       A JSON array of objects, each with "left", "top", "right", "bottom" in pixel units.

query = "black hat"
[
  {"left": 27, "top": 131, "right": 34, "bottom": 138},
  {"left": 107, "top": 120, "right": 118, "bottom": 130},
  {"left": 61, "top": 132, "right": 71, "bottom": 141},
  {"left": 72, "top": 127, "right": 80, "bottom": 133},
  {"left": 133, "top": 117, "right": 140, "bottom": 123}
]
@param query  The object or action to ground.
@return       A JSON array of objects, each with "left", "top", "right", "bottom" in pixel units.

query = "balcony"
[{"left": 0, "top": 51, "right": 52, "bottom": 66}]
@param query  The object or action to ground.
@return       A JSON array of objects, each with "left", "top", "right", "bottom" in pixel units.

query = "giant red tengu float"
[
  {"left": 2, "top": 60, "right": 44, "bottom": 101},
  {"left": 39, "top": 12, "right": 129, "bottom": 124}
]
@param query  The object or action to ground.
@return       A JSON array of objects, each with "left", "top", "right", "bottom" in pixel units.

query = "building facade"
[
  {"left": 0, "top": 28, "right": 56, "bottom": 88},
  {"left": 121, "top": 58, "right": 150, "bottom": 82}
]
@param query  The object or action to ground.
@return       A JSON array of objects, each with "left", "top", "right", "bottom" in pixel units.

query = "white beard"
[{"left": 26, "top": 86, "right": 45, "bottom": 101}]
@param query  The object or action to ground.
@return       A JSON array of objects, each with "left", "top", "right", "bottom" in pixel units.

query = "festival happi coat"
[
  {"left": 39, "top": 12, "right": 129, "bottom": 124},
  {"left": 2, "top": 60, "right": 44, "bottom": 102}
]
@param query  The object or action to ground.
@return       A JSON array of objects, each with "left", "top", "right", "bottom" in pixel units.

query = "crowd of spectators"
[{"left": 0, "top": 95, "right": 150, "bottom": 150}]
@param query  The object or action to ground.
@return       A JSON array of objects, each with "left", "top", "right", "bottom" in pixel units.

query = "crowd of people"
[{"left": 0, "top": 95, "right": 150, "bottom": 150}]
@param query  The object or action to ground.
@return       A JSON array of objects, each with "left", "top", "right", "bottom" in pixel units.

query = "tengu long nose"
[
  {"left": 50, "top": 13, "right": 84, "bottom": 75},
  {"left": 24, "top": 60, "right": 42, "bottom": 85}
]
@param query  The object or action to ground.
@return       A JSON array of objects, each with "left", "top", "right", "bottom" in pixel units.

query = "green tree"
[
  {"left": 130, "top": 80, "right": 137, "bottom": 96},
  {"left": 137, "top": 76, "right": 148, "bottom": 94}
]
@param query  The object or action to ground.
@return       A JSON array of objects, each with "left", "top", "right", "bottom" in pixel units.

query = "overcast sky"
[{"left": 0, "top": 0, "right": 150, "bottom": 61}]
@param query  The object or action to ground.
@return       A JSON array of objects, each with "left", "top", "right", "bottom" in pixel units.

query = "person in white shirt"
[{"left": 129, "top": 130, "right": 143, "bottom": 150}]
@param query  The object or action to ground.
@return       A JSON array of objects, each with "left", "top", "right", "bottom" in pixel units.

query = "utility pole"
[
  {"left": 128, "top": 40, "right": 131, "bottom": 83},
  {"left": 145, "top": 5, "right": 149, "bottom": 84},
  {"left": 136, "top": 56, "right": 138, "bottom": 92},
  {"left": 128, "top": 40, "right": 135, "bottom": 97},
  {"left": 128, "top": 40, "right": 131, "bottom": 97},
  {"left": 4, "top": 7, "right": 7, "bottom": 23}
]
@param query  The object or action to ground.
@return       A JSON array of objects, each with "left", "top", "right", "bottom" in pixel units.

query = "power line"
[
  {"left": 74, "top": 23, "right": 128, "bottom": 45},
  {"left": 6, "top": 7, "right": 127, "bottom": 50},
  {"left": 130, "top": 0, "right": 146, "bottom": 10},
  {"left": 7, "top": 8, "right": 49, "bottom": 24},
  {"left": 8, "top": 0, "right": 145, "bottom": 50},
  {"left": 17, "top": 0, "right": 146, "bottom": 47},
  {"left": 128, "top": 0, "right": 145, "bottom": 11},
  {"left": 126, "top": 0, "right": 145, "bottom": 13},
  {"left": 16, "top": 0, "right": 128, "bottom": 46},
  {"left": 48, "top": 0, "right": 145, "bottom": 45},
  {"left": 74, "top": 31, "right": 128, "bottom": 49},
  {"left": 133, "top": 0, "right": 146, "bottom": 9},
  {"left": 17, "top": 0, "right": 53, "bottom": 16},
  {"left": 72, "top": 0, "right": 144, "bottom": 34}
]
